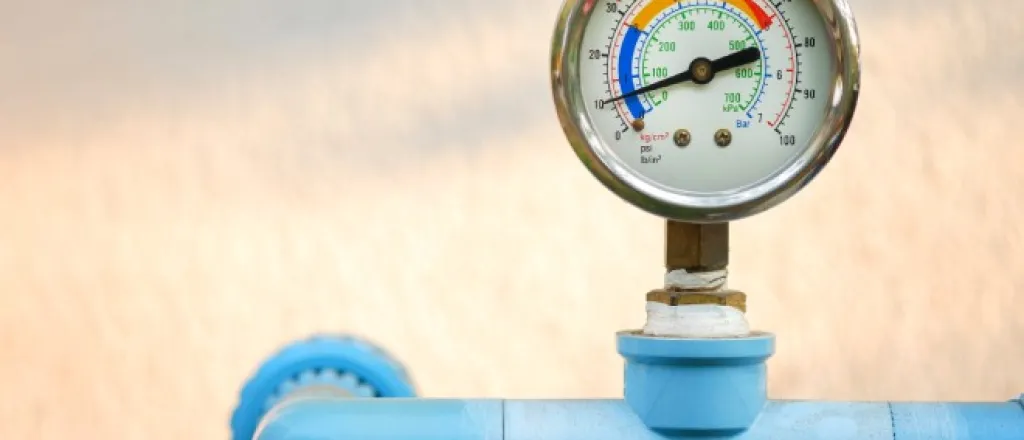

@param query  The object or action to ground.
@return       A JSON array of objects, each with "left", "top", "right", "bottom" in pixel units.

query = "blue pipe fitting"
[
  {"left": 230, "top": 334, "right": 417, "bottom": 440},
  {"left": 617, "top": 330, "right": 774, "bottom": 435}
]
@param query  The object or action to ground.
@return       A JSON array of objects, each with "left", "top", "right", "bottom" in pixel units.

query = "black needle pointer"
[{"left": 603, "top": 46, "right": 761, "bottom": 104}]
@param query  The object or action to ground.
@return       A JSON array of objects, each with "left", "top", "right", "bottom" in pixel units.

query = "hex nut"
[
  {"left": 646, "top": 289, "right": 747, "bottom": 313},
  {"left": 665, "top": 221, "right": 728, "bottom": 272}
]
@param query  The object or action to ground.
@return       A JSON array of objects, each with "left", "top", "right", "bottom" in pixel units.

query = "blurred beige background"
[{"left": 1, "top": 0, "right": 1023, "bottom": 438}]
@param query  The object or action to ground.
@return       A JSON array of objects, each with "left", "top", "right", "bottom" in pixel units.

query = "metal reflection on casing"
[{"left": 549, "top": 0, "right": 862, "bottom": 223}]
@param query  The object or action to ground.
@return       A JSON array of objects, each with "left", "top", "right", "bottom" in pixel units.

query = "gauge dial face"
[{"left": 554, "top": 0, "right": 859, "bottom": 221}]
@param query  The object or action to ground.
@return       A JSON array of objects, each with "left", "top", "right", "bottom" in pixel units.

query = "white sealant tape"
[
  {"left": 642, "top": 302, "right": 751, "bottom": 338},
  {"left": 664, "top": 268, "right": 728, "bottom": 290}
]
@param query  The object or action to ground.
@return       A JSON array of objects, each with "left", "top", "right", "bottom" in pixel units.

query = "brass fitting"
[
  {"left": 646, "top": 289, "right": 747, "bottom": 313},
  {"left": 657, "top": 221, "right": 745, "bottom": 312},
  {"left": 665, "top": 221, "right": 728, "bottom": 272}
]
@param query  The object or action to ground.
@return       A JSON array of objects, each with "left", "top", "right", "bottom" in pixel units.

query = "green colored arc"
[{"left": 638, "top": 6, "right": 763, "bottom": 110}]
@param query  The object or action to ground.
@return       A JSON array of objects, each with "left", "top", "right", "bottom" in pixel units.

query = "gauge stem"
[{"left": 645, "top": 221, "right": 747, "bottom": 338}]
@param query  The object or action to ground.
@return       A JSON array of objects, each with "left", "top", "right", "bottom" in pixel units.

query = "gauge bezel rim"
[{"left": 550, "top": 0, "right": 861, "bottom": 223}]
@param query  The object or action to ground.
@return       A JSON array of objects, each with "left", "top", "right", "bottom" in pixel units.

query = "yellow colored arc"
[{"left": 631, "top": 0, "right": 772, "bottom": 30}]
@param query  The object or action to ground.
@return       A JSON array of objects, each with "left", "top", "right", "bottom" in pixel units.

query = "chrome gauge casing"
[{"left": 551, "top": 0, "right": 860, "bottom": 222}]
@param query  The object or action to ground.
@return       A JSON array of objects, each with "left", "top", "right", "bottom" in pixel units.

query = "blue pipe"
[
  {"left": 232, "top": 333, "right": 1024, "bottom": 440},
  {"left": 253, "top": 397, "right": 1024, "bottom": 440}
]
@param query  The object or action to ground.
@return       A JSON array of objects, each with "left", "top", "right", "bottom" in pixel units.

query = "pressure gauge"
[{"left": 551, "top": 0, "right": 860, "bottom": 222}]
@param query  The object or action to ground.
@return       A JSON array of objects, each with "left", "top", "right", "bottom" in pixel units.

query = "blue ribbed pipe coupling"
[
  {"left": 230, "top": 334, "right": 417, "bottom": 440},
  {"left": 617, "top": 330, "right": 775, "bottom": 435}
]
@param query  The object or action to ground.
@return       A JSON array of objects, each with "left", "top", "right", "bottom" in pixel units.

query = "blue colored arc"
[{"left": 617, "top": 26, "right": 647, "bottom": 120}]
